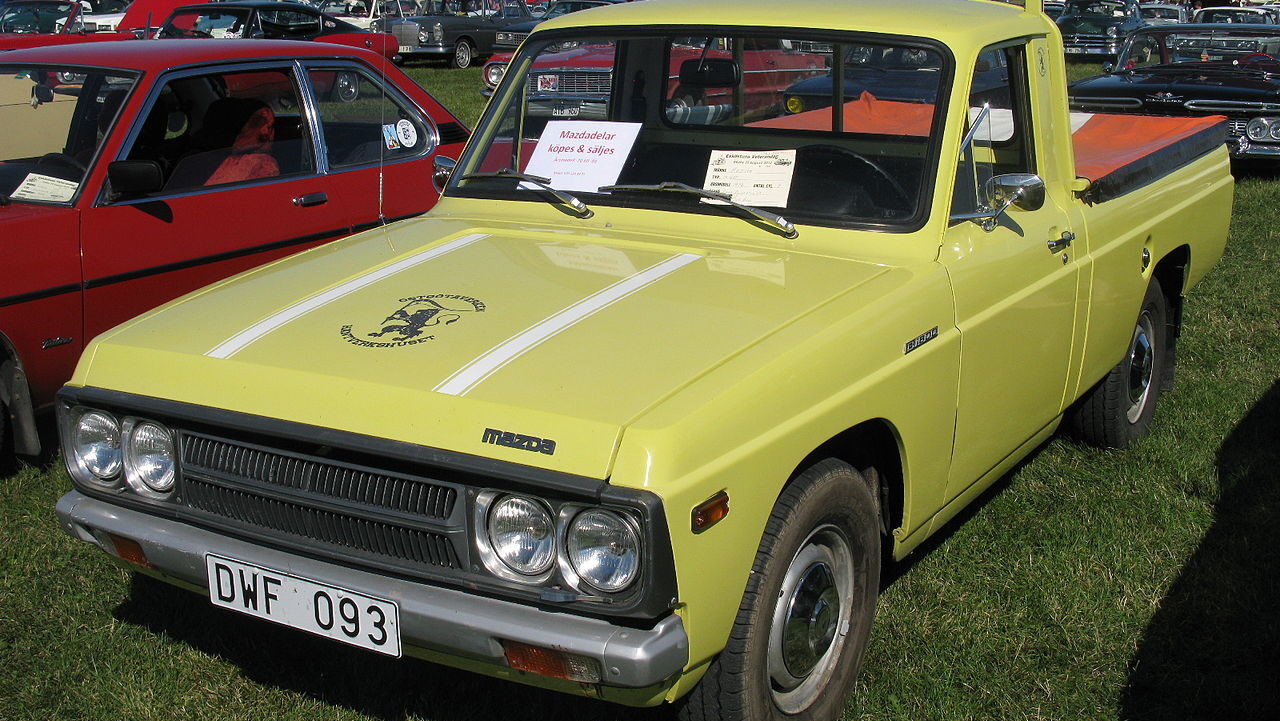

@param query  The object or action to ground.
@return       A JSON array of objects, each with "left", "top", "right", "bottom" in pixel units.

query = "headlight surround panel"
[
  {"left": 62, "top": 406, "right": 179, "bottom": 499},
  {"left": 57, "top": 387, "right": 678, "bottom": 619}
]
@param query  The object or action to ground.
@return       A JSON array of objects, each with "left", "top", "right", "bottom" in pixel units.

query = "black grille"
[
  {"left": 183, "top": 434, "right": 456, "bottom": 519},
  {"left": 437, "top": 121, "right": 469, "bottom": 146},
  {"left": 184, "top": 478, "right": 459, "bottom": 569}
]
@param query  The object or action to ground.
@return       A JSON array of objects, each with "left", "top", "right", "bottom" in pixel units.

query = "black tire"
[
  {"left": 0, "top": 396, "right": 12, "bottom": 477},
  {"left": 678, "top": 459, "right": 881, "bottom": 721},
  {"left": 451, "top": 39, "right": 474, "bottom": 69},
  {"left": 1068, "top": 278, "right": 1169, "bottom": 449},
  {"left": 332, "top": 71, "right": 359, "bottom": 103}
]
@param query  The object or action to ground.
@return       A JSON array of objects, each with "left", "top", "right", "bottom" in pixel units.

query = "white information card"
[
  {"left": 9, "top": 173, "right": 78, "bottom": 203},
  {"left": 703, "top": 149, "right": 797, "bottom": 207},
  {"left": 523, "top": 120, "right": 642, "bottom": 193}
]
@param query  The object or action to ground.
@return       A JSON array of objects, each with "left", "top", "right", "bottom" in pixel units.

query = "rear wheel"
[
  {"left": 1068, "top": 278, "right": 1169, "bottom": 448},
  {"left": 451, "top": 39, "right": 474, "bottom": 69},
  {"left": 332, "top": 71, "right": 359, "bottom": 103},
  {"left": 678, "top": 459, "right": 880, "bottom": 721}
]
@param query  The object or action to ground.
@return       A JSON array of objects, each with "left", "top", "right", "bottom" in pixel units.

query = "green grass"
[{"left": 2, "top": 62, "right": 1277, "bottom": 721}]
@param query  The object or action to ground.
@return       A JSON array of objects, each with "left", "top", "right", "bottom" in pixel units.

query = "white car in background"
[{"left": 1139, "top": 3, "right": 1186, "bottom": 26}]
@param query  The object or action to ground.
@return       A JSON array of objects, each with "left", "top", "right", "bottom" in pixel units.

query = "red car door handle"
[{"left": 293, "top": 192, "right": 328, "bottom": 207}]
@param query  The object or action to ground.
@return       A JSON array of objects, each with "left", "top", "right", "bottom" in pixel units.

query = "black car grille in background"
[
  {"left": 527, "top": 71, "right": 612, "bottom": 94},
  {"left": 1064, "top": 34, "right": 1111, "bottom": 49},
  {"left": 179, "top": 432, "right": 462, "bottom": 572},
  {"left": 1228, "top": 119, "right": 1248, "bottom": 138},
  {"left": 391, "top": 22, "right": 419, "bottom": 47}
]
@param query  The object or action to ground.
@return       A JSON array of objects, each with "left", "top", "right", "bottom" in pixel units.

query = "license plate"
[
  {"left": 206, "top": 555, "right": 401, "bottom": 657},
  {"left": 1065, "top": 47, "right": 1083, "bottom": 54},
  {"left": 551, "top": 103, "right": 580, "bottom": 117},
  {"left": 398, "top": 45, "right": 412, "bottom": 53}
]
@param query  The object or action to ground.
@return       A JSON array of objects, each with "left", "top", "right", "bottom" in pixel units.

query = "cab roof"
[
  {"left": 536, "top": 0, "right": 1048, "bottom": 47},
  {"left": 0, "top": 39, "right": 380, "bottom": 71}
]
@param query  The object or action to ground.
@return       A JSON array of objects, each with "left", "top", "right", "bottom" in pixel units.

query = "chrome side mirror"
[
  {"left": 433, "top": 155, "right": 456, "bottom": 193},
  {"left": 950, "top": 173, "right": 1046, "bottom": 232},
  {"left": 986, "top": 173, "right": 1045, "bottom": 213}
]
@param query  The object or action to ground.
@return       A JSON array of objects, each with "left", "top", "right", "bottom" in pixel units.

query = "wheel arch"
[
  {"left": 790, "top": 419, "right": 905, "bottom": 543},
  {"left": 0, "top": 330, "right": 42, "bottom": 456},
  {"left": 1152, "top": 244, "right": 1189, "bottom": 389}
]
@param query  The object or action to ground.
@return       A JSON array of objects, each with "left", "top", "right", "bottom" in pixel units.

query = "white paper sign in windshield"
[
  {"left": 703, "top": 149, "right": 796, "bottom": 207},
  {"left": 10, "top": 173, "right": 78, "bottom": 203},
  {"left": 523, "top": 121, "right": 641, "bottom": 192}
]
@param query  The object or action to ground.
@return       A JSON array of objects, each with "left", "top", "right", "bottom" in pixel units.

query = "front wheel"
[
  {"left": 451, "top": 39, "right": 474, "bottom": 69},
  {"left": 678, "top": 459, "right": 881, "bottom": 721},
  {"left": 1068, "top": 277, "right": 1169, "bottom": 448}
]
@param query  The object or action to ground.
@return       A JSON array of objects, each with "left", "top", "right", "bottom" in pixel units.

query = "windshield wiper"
[
  {"left": 460, "top": 169, "right": 592, "bottom": 218},
  {"left": 598, "top": 182, "right": 798, "bottom": 239}
]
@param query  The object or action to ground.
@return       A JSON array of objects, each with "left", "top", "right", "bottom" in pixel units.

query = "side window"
[
  {"left": 260, "top": 10, "right": 320, "bottom": 38},
  {"left": 124, "top": 69, "right": 314, "bottom": 194},
  {"left": 306, "top": 68, "right": 435, "bottom": 169},
  {"left": 952, "top": 44, "right": 1033, "bottom": 216}
]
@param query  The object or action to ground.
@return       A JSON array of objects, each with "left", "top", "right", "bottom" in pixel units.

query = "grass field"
[{"left": 1, "top": 60, "right": 1277, "bottom": 721}]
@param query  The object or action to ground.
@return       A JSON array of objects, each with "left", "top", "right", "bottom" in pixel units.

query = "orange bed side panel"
[{"left": 1073, "top": 113, "right": 1226, "bottom": 182}]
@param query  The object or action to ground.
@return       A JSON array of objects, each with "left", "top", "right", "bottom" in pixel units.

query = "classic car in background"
[
  {"left": 492, "top": 0, "right": 624, "bottom": 51},
  {"left": 317, "top": 0, "right": 418, "bottom": 30},
  {"left": 782, "top": 44, "right": 1010, "bottom": 116},
  {"left": 1070, "top": 23, "right": 1280, "bottom": 160},
  {"left": 0, "top": 39, "right": 468, "bottom": 463},
  {"left": 0, "top": 0, "right": 132, "bottom": 48},
  {"left": 1139, "top": 3, "right": 1186, "bottom": 26},
  {"left": 1058, "top": 0, "right": 1147, "bottom": 57},
  {"left": 375, "top": 0, "right": 533, "bottom": 68},
  {"left": 1045, "top": 1, "right": 1065, "bottom": 19},
  {"left": 1192, "top": 6, "right": 1279, "bottom": 25},
  {"left": 157, "top": 1, "right": 400, "bottom": 61},
  {"left": 482, "top": 36, "right": 827, "bottom": 121}
]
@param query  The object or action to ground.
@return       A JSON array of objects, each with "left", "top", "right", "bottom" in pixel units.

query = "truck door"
[{"left": 942, "top": 42, "right": 1081, "bottom": 498}]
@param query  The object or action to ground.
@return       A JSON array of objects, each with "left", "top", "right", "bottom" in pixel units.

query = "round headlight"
[
  {"left": 73, "top": 411, "right": 122, "bottom": 480},
  {"left": 567, "top": 509, "right": 640, "bottom": 592},
  {"left": 1269, "top": 122, "right": 1280, "bottom": 141},
  {"left": 488, "top": 496, "right": 555, "bottom": 575},
  {"left": 785, "top": 95, "right": 805, "bottom": 114},
  {"left": 484, "top": 62, "right": 506, "bottom": 88},
  {"left": 1248, "top": 117, "right": 1270, "bottom": 141},
  {"left": 125, "top": 422, "right": 176, "bottom": 493}
]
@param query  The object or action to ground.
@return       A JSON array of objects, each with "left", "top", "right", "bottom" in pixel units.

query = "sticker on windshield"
[
  {"left": 382, "top": 124, "right": 402, "bottom": 150},
  {"left": 396, "top": 119, "right": 418, "bottom": 148},
  {"left": 702, "top": 150, "right": 796, "bottom": 208},
  {"left": 523, "top": 120, "right": 642, "bottom": 193},
  {"left": 10, "top": 173, "right": 78, "bottom": 203}
]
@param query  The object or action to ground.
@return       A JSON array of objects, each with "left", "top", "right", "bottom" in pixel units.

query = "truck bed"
[{"left": 1071, "top": 112, "right": 1226, "bottom": 203}]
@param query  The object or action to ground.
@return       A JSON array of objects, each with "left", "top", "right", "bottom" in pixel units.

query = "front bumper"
[
  {"left": 398, "top": 43, "right": 451, "bottom": 57},
  {"left": 56, "top": 489, "right": 689, "bottom": 690},
  {"left": 1228, "top": 136, "right": 1280, "bottom": 159},
  {"left": 1063, "top": 44, "right": 1120, "bottom": 56}
]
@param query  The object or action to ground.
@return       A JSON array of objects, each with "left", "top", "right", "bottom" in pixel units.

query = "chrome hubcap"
[
  {"left": 1125, "top": 313, "right": 1155, "bottom": 423},
  {"left": 767, "top": 525, "right": 854, "bottom": 713}
]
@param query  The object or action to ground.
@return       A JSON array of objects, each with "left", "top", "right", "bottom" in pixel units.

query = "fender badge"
[
  {"left": 904, "top": 326, "right": 938, "bottom": 354},
  {"left": 341, "top": 294, "right": 485, "bottom": 348},
  {"left": 483, "top": 428, "right": 556, "bottom": 456}
]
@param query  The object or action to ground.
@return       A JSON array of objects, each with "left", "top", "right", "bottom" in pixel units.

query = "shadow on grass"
[
  {"left": 114, "top": 574, "right": 673, "bottom": 721},
  {"left": 1121, "top": 380, "right": 1280, "bottom": 720}
]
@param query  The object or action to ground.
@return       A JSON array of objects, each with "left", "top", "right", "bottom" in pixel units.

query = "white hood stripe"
[
  {"left": 207, "top": 233, "right": 488, "bottom": 359},
  {"left": 434, "top": 252, "right": 701, "bottom": 397}
]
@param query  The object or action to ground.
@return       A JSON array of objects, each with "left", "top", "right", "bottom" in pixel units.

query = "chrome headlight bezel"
[
  {"left": 560, "top": 507, "right": 642, "bottom": 593},
  {"left": 484, "top": 62, "right": 507, "bottom": 89},
  {"left": 122, "top": 420, "right": 177, "bottom": 497},
  {"left": 475, "top": 492, "right": 558, "bottom": 583},
  {"left": 68, "top": 408, "right": 123, "bottom": 485}
]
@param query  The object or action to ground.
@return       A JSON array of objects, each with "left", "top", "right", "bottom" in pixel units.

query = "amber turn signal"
[
  {"left": 108, "top": 533, "right": 153, "bottom": 568},
  {"left": 691, "top": 490, "right": 730, "bottom": 534},
  {"left": 502, "top": 640, "right": 601, "bottom": 683}
]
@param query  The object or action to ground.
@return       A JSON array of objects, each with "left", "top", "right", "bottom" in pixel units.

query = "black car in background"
[
  {"left": 1058, "top": 0, "right": 1147, "bottom": 58},
  {"left": 1069, "top": 23, "right": 1280, "bottom": 161},
  {"left": 493, "top": 0, "right": 623, "bottom": 51},
  {"left": 375, "top": 0, "right": 533, "bottom": 68}
]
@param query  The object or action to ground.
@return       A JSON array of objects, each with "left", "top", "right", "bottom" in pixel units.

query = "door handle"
[
  {"left": 1047, "top": 231, "right": 1074, "bottom": 252},
  {"left": 293, "top": 192, "right": 328, "bottom": 207}
]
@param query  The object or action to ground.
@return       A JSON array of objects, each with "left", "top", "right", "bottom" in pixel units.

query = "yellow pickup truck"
[{"left": 54, "top": 1, "right": 1231, "bottom": 719}]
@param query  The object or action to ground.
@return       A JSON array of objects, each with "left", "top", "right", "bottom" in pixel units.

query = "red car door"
[{"left": 79, "top": 63, "right": 363, "bottom": 338}]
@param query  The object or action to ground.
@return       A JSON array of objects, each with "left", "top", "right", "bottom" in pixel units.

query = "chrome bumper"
[
  {"left": 1229, "top": 136, "right": 1280, "bottom": 158},
  {"left": 56, "top": 490, "right": 689, "bottom": 689}
]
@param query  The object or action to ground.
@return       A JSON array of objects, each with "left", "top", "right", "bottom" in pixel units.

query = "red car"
[
  {"left": 0, "top": 0, "right": 134, "bottom": 50},
  {"left": 0, "top": 40, "right": 468, "bottom": 462}
]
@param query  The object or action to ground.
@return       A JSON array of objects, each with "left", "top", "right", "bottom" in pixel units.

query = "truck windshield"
[
  {"left": 0, "top": 66, "right": 137, "bottom": 206},
  {"left": 450, "top": 30, "right": 949, "bottom": 231}
]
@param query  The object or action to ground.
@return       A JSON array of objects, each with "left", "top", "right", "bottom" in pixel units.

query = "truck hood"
[{"left": 78, "top": 218, "right": 891, "bottom": 479}]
